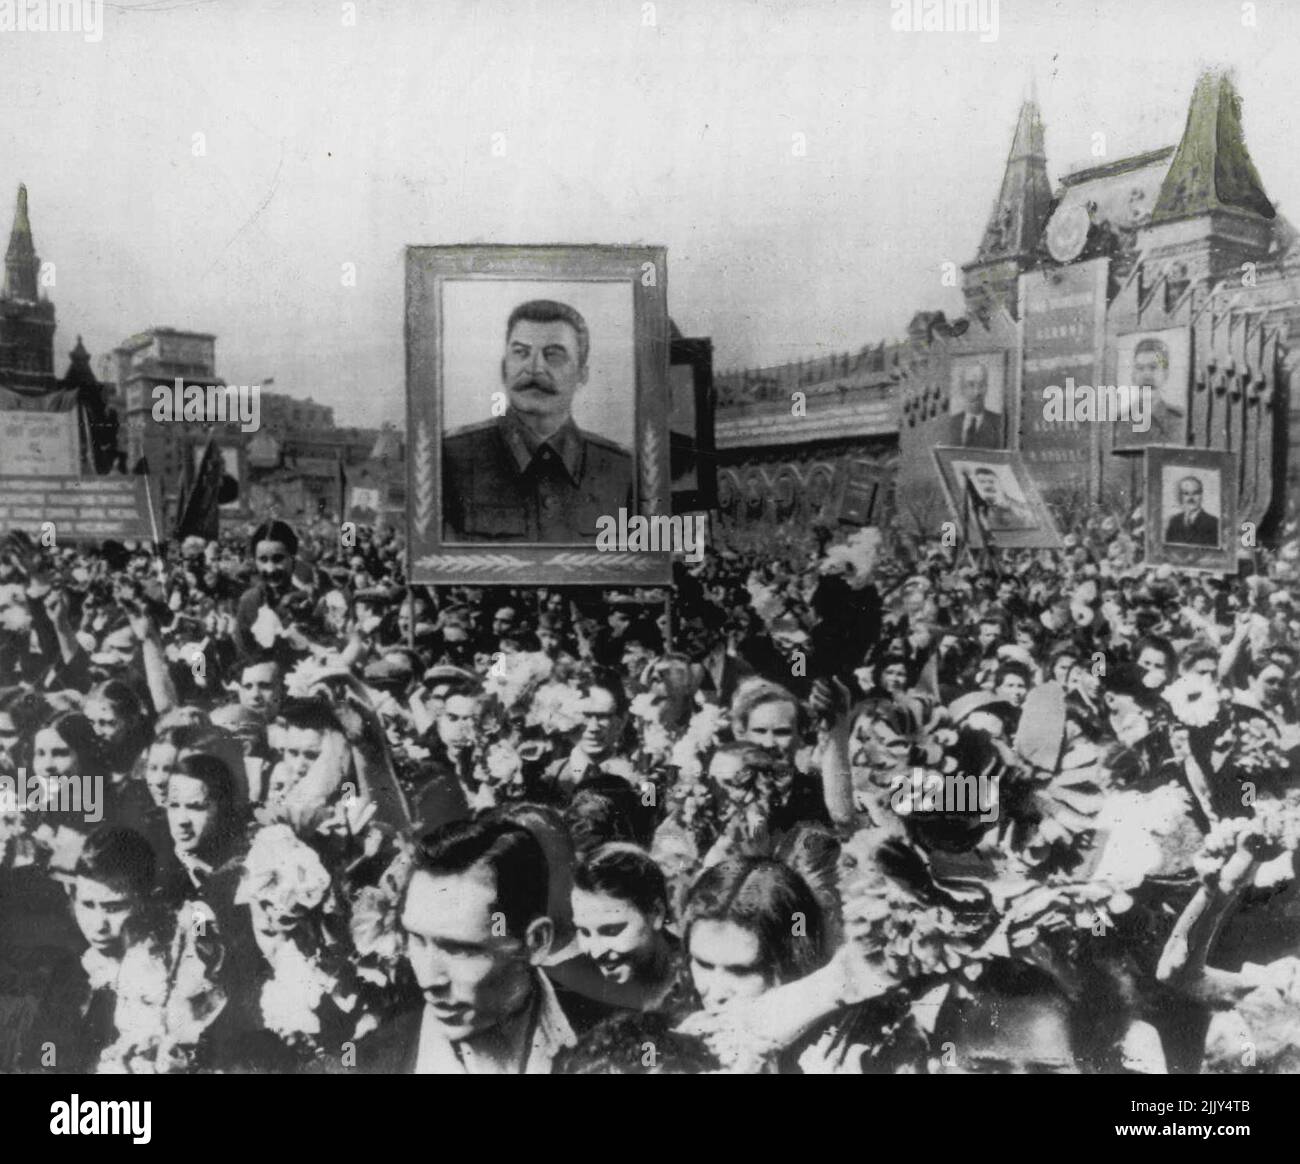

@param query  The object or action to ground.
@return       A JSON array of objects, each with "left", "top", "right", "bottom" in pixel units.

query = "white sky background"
[{"left": 5, "top": 0, "right": 1300, "bottom": 428}]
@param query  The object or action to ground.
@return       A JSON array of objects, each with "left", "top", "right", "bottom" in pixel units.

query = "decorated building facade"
[{"left": 713, "top": 68, "right": 1298, "bottom": 548}]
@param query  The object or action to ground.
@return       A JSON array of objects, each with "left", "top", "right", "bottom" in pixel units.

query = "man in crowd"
[{"left": 361, "top": 818, "right": 608, "bottom": 1073}]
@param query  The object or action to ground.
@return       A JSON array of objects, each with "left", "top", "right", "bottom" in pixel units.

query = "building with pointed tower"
[
  {"left": 0, "top": 185, "right": 120, "bottom": 476},
  {"left": 710, "top": 67, "right": 1296, "bottom": 551},
  {"left": 0, "top": 184, "right": 56, "bottom": 388},
  {"left": 962, "top": 85, "right": 1055, "bottom": 323}
]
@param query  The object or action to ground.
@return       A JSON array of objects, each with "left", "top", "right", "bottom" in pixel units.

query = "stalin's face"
[{"left": 503, "top": 320, "right": 588, "bottom": 426}]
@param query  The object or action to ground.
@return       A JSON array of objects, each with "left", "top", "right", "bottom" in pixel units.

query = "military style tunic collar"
[
  {"left": 441, "top": 405, "right": 634, "bottom": 543},
  {"left": 501, "top": 408, "right": 583, "bottom": 484}
]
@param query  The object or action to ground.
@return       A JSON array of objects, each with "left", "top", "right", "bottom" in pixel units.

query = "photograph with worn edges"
[{"left": 0, "top": 2, "right": 1294, "bottom": 1133}]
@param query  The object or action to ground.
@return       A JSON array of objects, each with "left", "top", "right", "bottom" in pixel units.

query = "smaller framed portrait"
[
  {"left": 1114, "top": 327, "right": 1190, "bottom": 449},
  {"left": 932, "top": 446, "right": 1063, "bottom": 550},
  {"left": 945, "top": 352, "right": 1007, "bottom": 450},
  {"left": 1144, "top": 446, "right": 1238, "bottom": 574},
  {"left": 669, "top": 333, "right": 717, "bottom": 513}
]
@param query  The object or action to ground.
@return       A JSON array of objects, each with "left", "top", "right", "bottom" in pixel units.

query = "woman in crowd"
[{"left": 157, "top": 752, "right": 248, "bottom": 911}]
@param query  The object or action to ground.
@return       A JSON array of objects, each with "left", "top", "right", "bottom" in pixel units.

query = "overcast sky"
[{"left": 5, "top": 0, "right": 1299, "bottom": 427}]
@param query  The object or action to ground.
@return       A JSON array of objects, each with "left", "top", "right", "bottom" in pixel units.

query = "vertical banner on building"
[{"left": 1017, "top": 257, "right": 1109, "bottom": 496}]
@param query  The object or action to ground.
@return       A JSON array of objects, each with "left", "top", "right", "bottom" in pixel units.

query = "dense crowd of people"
[{"left": 1, "top": 505, "right": 1299, "bottom": 1073}]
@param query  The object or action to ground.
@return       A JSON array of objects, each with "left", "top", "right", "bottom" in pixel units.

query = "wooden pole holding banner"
[
  {"left": 77, "top": 400, "right": 95, "bottom": 476},
  {"left": 141, "top": 472, "right": 162, "bottom": 549}
]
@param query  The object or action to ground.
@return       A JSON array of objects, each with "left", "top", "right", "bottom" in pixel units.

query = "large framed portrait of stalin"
[
  {"left": 1143, "top": 446, "right": 1238, "bottom": 574},
  {"left": 406, "top": 245, "right": 672, "bottom": 585}
]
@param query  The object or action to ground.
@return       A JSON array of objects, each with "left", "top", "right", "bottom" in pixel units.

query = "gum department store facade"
[{"left": 711, "top": 69, "right": 1299, "bottom": 548}]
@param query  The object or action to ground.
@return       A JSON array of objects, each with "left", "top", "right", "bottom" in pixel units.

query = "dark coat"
[
  {"left": 1164, "top": 509, "right": 1219, "bottom": 548},
  {"left": 354, "top": 972, "right": 621, "bottom": 1074},
  {"left": 442, "top": 413, "right": 633, "bottom": 543},
  {"left": 945, "top": 409, "right": 1004, "bottom": 449}
]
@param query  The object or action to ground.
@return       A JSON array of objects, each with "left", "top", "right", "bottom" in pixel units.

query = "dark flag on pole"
[
  {"left": 962, "top": 471, "right": 988, "bottom": 549},
  {"left": 175, "top": 435, "right": 224, "bottom": 541},
  {"left": 337, "top": 453, "right": 348, "bottom": 520}
]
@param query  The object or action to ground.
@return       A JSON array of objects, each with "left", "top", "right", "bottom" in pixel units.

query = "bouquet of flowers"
[
  {"left": 235, "top": 825, "right": 360, "bottom": 1055},
  {"left": 349, "top": 844, "right": 414, "bottom": 1000},
  {"left": 817, "top": 526, "right": 882, "bottom": 590},
  {"left": 669, "top": 703, "right": 729, "bottom": 781},
  {"left": 837, "top": 829, "right": 991, "bottom": 985},
  {"left": 526, "top": 679, "right": 587, "bottom": 737},
  {"left": 1222, "top": 712, "right": 1291, "bottom": 785},
  {"left": 484, "top": 650, "right": 554, "bottom": 720},
  {"left": 98, "top": 901, "right": 227, "bottom": 1074}
]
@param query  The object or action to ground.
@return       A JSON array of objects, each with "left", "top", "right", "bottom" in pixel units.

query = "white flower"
[
  {"left": 484, "top": 651, "right": 554, "bottom": 716},
  {"left": 250, "top": 605, "right": 285, "bottom": 650},
  {"left": 526, "top": 681, "right": 586, "bottom": 735},
  {"left": 744, "top": 576, "right": 785, "bottom": 627},
  {"left": 485, "top": 739, "right": 523, "bottom": 783},
  {"left": 1091, "top": 785, "right": 1195, "bottom": 889},
  {"left": 1163, "top": 673, "right": 1223, "bottom": 728},
  {"left": 236, "top": 824, "right": 333, "bottom": 918},
  {"left": 260, "top": 942, "right": 332, "bottom": 1040},
  {"left": 642, "top": 720, "right": 673, "bottom": 757},
  {"left": 285, "top": 657, "right": 332, "bottom": 698},
  {"left": 819, "top": 527, "right": 882, "bottom": 589},
  {"left": 109, "top": 943, "right": 173, "bottom": 1058}
]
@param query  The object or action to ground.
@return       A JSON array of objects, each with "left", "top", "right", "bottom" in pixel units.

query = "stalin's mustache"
[{"left": 512, "top": 374, "right": 558, "bottom": 395}]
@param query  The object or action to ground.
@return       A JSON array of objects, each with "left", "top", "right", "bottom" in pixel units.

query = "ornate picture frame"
[
  {"left": 932, "top": 446, "right": 1064, "bottom": 551},
  {"left": 406, "top": 244, "right": 672, "bottom": 585}
]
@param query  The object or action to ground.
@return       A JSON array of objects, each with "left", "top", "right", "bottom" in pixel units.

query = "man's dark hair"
[
  {"left": 1180, "top": 642, "right": 1219, "bottom": 671},
  {"left": 440, "top": 677, "right": 485, "bottom": 702},
  {"left": 1135, "top": 635, "right": 1175, "bottom": 671},
  {"left": 622, "top": 619, "right": 664, "bottom": 654},
  {"left": 414, "top": 818, "right": 549, "bottom": 939},
  {"left": 249, "top": 520, "right": 299, "bottom": 559},
  {"left": 0, "top": 687, "right": 50, "bottom": 737},
  {"left": 564, "top": 775, "right": 654, "bottom": 853},
  {"left": 506, "top": 299, "right": 590, "bottom": 369},
  {"left": 239, "top": 657, "right": 283, "bottom": 681},
  {"left": 277, "top": 697, "right": 342, "bottom": 735},
  {"left": 994, "top": 660, "right": 1033, "bottom": 687},
  {"left": 1100, "top": 661, "right": 1158, "bottom": 705},
  {"left": 1250, "top": 655, "right": 1287, "bottom": 680},
  {"left": 556, "top": 1011, "right": 720, "bottom": 1075},
  {"left": 577, "top": 667, "right": 629, "bottom": 719},
  {"left": 574, "top": 842, "right": 668, "bottom": 919},
  {"left": 75, "top": 826, "right": 157, "bottom": 899}
]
